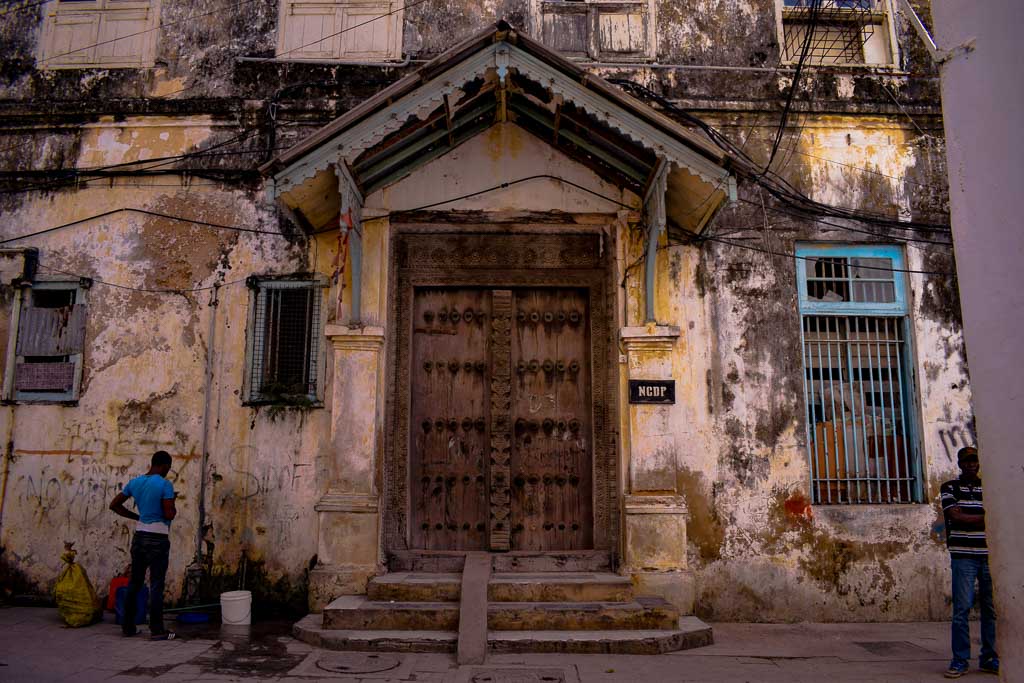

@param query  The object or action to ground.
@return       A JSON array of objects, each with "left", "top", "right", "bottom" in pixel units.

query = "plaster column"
[
  {"left": 308, "top": 325, "right": 384, "bottom": 611},
  {"left": 620, "top": 324, "right": 693, "bottom": 612}
]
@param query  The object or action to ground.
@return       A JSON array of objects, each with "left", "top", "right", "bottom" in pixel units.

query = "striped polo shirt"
[{"left": 940, "top": 476, "right": 987, "bottom": 558}]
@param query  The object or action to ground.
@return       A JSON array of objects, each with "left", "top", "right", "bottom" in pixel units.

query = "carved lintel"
[
  {"left": 623, "top": 494, "right": 687, "bottom": 516},
  {"left": 316, "top": 492, "right": 380, "bottom": 514},
  {"left": 620, "top": 325, "right": 681, "bottom": 353},
  {"left": 488, "top": 289, "right": 513, "bottom": 551},
  {"left": 327, "top": 324, "right": 385, "bottom": 352}
]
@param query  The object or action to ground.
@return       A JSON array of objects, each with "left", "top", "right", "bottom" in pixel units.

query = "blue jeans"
[
  {"left": 123, "top": 531, "right": 170, "bottom": 635},
  {"left": 950, "top": 555, "right": 997, "bottom": 663}
]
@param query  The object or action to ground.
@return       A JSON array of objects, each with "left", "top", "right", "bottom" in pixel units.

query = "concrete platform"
[
  {"left": 295, "top": 613, "right": 712, "bottom": 655},
  {"left": 322, "top": 595, "right": 679, "bottom": 631}
]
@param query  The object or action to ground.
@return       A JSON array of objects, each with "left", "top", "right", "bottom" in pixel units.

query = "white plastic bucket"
[{"left": 220, "top": 590, "right": 252, "bottom": 625}]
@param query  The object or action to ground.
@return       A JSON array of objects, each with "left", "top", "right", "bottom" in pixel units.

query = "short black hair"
[
  {"left": 957, "top": 446, "right": 978, "bottom": 462},
  {"left": 151, "top": 450, "right": 172, "bottom": 467}
]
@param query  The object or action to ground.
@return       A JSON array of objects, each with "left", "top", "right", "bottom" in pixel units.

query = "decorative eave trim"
[{"left": 270, "top": 41, "right": 733, "bottom": 200}]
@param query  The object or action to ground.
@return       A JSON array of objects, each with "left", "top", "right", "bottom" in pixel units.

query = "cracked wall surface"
[{"left": 0, "top": 0, "right": 972, "bottom": 621}]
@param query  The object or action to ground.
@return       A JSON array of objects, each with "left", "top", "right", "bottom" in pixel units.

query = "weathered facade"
[{"left": 0, "top": 0, "right": 971, "bottom": 624}]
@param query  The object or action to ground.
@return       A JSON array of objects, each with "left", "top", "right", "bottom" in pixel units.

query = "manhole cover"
[
  {"left": 854, "top": 641, "right": 933, "bottom": 657},
  {"left": 315, "top": 653, "right": 401, "bottom": 674},
  {"left": 472, "top": 669, "right": 566, "bottom": 683}
]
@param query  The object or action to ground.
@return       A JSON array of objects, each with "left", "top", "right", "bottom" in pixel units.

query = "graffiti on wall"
[{"left": 938, "top": 423, "right": 976, "bottom": 462}]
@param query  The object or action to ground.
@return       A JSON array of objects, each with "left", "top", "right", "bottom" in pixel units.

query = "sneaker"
[
  {"left": 980, "top": 657, "right": 999, "bottom": 675},
  {"left": 944, "top": 659, "right": 969, "bottom": 679}
]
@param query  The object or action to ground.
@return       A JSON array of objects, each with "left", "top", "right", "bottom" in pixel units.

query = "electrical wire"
[
  {"left": 698, "top": 231, "right": 952, "bottom": 276},
  {"left": 764, "top": 0, "right": 821, "bottom": 172},
  {"left": 607, "top": 78, "right": 951, "bottom": 234}
]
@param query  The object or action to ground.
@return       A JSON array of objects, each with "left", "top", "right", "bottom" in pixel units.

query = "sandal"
[{"left": 149, "top": 632, "right": 176, "bottom": 641}]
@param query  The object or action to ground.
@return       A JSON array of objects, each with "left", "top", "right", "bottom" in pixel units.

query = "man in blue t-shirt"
[{"left": 109, "top": 451, "right": 177, "bottom": 639}]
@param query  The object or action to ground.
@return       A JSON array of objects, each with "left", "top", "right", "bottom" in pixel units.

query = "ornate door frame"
[{"left": 382, "top": 222, "right": 620, "bottom": 560}]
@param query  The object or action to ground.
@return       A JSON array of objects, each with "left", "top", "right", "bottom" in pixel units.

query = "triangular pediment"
[{"left": 261, "top": 21, "right": 735, "bottom": 235}]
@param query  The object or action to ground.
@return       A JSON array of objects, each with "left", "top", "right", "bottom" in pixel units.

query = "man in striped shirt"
[{"left": 940, "top": 446, "right": 998, "bottom": 678}]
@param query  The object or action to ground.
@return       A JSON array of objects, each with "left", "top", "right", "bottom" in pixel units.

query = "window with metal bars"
[
  {"left": 796, "top": 245, "right": 923, "bottom": 504},
  {"left": 245, "top": 277, "right": 325, "bottom": 404},
  {"left": 777, "top": 0, "right": 895, "bottom": 66}
]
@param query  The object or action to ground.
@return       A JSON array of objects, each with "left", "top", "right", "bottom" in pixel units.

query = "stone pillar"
[
  {"left": 309, "top": 325, "right": 384, "bottom": 611},
  {"left": 620, "top": 324, "right": 693, "bottom": 612}
]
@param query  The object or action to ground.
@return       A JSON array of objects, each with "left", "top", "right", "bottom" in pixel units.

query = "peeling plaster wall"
[
  {"left": 0, "top": 116, "right": 336, "bottom": 610},
  {"left": 0, "top": 0, "right": 965, "bottom": 622},
  {"left": 622, "top": 115, "right": 969, "bottom": 621}
]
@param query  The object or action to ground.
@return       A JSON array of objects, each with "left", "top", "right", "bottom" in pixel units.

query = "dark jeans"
[
  {"left": 951, "top": 555, "right": 997, "bottom": 663},
  {"left": 123, "top": 531, "right": 170, "bottom": 635}
]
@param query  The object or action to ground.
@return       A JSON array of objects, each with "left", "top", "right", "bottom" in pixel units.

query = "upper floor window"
[
  {"left": 796, "top": 244, "right": 923, "bottom": 505},
  {"left": 244, "top": 276, "right": 326, "bottom": 405},
  {"left": 276, "top": 0, "right": 403, "bottom": 62},
  {"left": 777, "top": 0, "right": 896, "bottom": 66},
  {"left": 40, "top": 0, "right": 160, "bottom": 69},
  {"left": 6, "top": 281, "right": 89, "bottom": 403},
  {"left": 532, "top": 0, "right": 656, "bottom": 62}
]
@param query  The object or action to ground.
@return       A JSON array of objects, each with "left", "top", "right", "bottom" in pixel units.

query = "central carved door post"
[
  {"left": 620, "top": 324, "right": 692, "bottom": 613},
  {"left": 488, "top": 290, "right": 513, "bottom": 550}
]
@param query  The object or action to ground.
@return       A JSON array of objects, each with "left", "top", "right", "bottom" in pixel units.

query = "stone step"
[
  {"left": 489, "top": 572, "right": 634, "bottom": 603},
  {"left": 323, "top": 596, "right": 459, "bottom": 631},
  {"left": 323, "top": 595, "right": 678, "bottom": 632},
  {"left": 488, "top": 597, "right": 678, "bottom": 631},
  {"left": 366, "top": 571, "right": 634, "bottom": 603},
  {"left": 388, "top": 550, "right": 611, "bottom": 573},
  {"left": 367, "top": 573, "right": 462, "bottom": 602},
  {"left": 294, "top": 614, "right": 713, "bottom": 655}
]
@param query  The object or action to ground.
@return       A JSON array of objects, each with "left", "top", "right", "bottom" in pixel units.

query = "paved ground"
[{"left": 0, "top": 606, "right": 991, "bottom": 682}]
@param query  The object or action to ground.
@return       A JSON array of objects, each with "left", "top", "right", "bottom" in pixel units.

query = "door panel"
[
  {"left": 409, "top": 289, "right": 490, "bottom": 550},
  {"left": 408, "top": 287, "right": 593, "bottom": 552},
  {"left": 510, "top": 289, "right": 593, "bottom": 550}
]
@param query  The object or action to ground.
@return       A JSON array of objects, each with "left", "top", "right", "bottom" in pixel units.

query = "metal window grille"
[
  {"left": 797, "top": 246, "right": 921, "bottom": 504},
  {"left": 248, "top": 280, "right": 321, "bottom": 402},
  {"left": 782, "top": 0, "right": 882, "bottom": 65}
]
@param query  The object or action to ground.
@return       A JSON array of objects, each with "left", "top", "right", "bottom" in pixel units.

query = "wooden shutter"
[
  {"left": 596, "top": 2, "right": 647, "bottom": 57},
  {"left": 95, "top": 5, "right": 152, "bottom": 66},
  {"left": 16, "top": 305, "right": 87, "bottom": 356},
  {"left": 281, "top": 1, "right": 340, "bottom": 59},
  {"left": 540, "top": 1, "right": 590, "bottom": 58},
  {"left": 46, "top": 9, "right": 101, "bottom": 65},
  {"left": 339, "top": 2, "right": 397, "bottom": 59}
]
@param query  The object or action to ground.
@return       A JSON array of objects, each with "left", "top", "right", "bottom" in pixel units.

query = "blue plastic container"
[{"left": 114, "top": 585, "right": 149, "bottom": 625}]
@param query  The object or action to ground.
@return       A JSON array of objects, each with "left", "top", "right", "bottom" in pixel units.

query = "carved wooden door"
[
  {"left": 410, "top": 288, "right": 491, "bottom": 550},
  {"left": 509, "top": 288, "right": 592, "bottom": 550},
  {"left": 409, "top": 287, "right": 592, "bottom": 552}
]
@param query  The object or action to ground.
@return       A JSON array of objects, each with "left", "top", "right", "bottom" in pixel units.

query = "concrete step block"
[
  {"left": 366, "top": 572, "right": 462, "bottom": 602},
  {"left": 487, "top": 597, "right": 678, "bottom": 631},
  {"left": 322, "top": 596, "right": 459, "bottom": 631},
  {"left": 488, "top": 572, "right": 634, "bottom": 602}
]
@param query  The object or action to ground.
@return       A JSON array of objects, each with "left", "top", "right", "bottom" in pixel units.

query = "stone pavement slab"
[{"left": 0, "top": 606, "right": 987, "bottom": 682}]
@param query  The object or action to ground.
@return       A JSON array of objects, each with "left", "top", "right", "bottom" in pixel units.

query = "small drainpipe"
[
  {"left": 644, "top": 160, "right": 669, "bottom": 324},
  {"left": 644, "top": 222, "right": 661, "bottom": 324},
  {"left": 194, "top": 282, "right": 220, "bottom": 566},
  {"left": 349, "top": 229, "right": 362, "bottom": 325}
]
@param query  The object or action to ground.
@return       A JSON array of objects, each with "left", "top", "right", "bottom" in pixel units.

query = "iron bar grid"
[
  {"left": 248, "top": 280, "right": 321, "bottom": 402},
  {"left": 802, "top": 314, "right": 919, "bottom": 504},
  {"left": 782, "top": 0, "right": 880, "bottom": 65}
]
